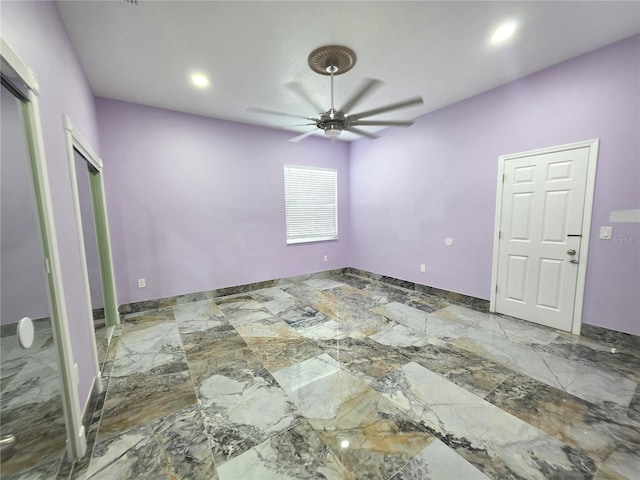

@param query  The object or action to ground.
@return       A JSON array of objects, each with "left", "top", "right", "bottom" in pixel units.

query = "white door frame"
[
  {"left": 490, "top": 139, "right": 600, "bottom": 335},
  {"left": 63, "top": 114, "right": 120, "bottom": 415},
  {"left": 1, "top": 37, "right": 86, "bottom": 458}
]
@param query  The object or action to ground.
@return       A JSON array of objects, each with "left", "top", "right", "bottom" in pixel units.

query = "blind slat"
[{"left": 284, "top": 165, "right": 338, "bottom": 244}]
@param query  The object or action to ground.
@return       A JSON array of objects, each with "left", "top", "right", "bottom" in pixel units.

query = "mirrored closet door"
[{"left": 0, "top": 80, "right": 68, "bottom": 479}]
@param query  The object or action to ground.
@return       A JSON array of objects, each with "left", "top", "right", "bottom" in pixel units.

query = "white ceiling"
[{"left": 56, "top": 1, "right": 640, "bottom": 142}]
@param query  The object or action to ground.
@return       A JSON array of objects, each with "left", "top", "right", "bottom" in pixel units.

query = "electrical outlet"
[
  {"left": 323, "top": 255, "right": 328, "bottom": 262},
  {"left": 420, "top": 264, "right": 426, "bottom": 272},
  {"left": 138, "top": 278, "right": 146, "bottom": 288}
]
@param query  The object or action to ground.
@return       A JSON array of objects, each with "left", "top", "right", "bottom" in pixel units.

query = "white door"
[{"left": 494, "top": 146, "right": 590, "bottom": 332}]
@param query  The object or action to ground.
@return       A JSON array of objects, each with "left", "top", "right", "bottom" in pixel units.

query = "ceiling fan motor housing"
[{"left": 317, "top": 110, "right": 347, "bottom": 136}]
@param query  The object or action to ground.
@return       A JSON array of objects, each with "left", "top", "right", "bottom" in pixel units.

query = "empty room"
[{"left": 1, "top": 1, "right": 639, "bottom": 479}]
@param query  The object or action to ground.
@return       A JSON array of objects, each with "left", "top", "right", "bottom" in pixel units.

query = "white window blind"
[{"left": 284, "top": 165, "right": 338, "bottom": 244}]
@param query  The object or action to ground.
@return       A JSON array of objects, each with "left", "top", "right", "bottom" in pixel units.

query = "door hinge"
[
  {"left": 498, "top": 231, "right": 502, "bottom": 239},
  {"left": 502, "top": 174, "right": 505, "bottom": 183},
  {"left": 44, "top": 258, "right": 51, "bottom": 274}
]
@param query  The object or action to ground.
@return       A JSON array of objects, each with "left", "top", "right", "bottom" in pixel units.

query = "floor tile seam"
[
  {"left": 97, "top": 326, "right": 198, "bottom": 446},
  {"left": 591, "top": 447, "right": 638, "bottom": 480},
  {"left": 94, "top": 399, "right": 202, "bottom": 455},
  {"left": 427, "top": 312, "right": 549, "bottom": 353},
  {"left": 52, "top": 452, "right": 68, "bottom": 480},
  {"left": 624, "top": 402, "right": 640, "bottom": 426},
  {"left": 109, "top": 338, "right": 186, "bottom": 365},
  {"left": 84, "top": 349, "right": 120, "bottom": 472},
  {"left": 171, "top": 314, "right": 204, "bottom": 412},
  {"left": 342, "top": 273, "right": 472, "bottom": 313},
  {"left": 417, "top": 390, "right": 609, "bottom": 474},
  {"left": 407, "top": 410, "right": 521, "bottom": 478},
  {"left": 442, "top": 318, "right": 637, "bottom": 395},
  {"left": 578, "top": 327, "right": 640, "bottom": 355},
  {"left": 121, "top": 309, "right": 180, "bottom": 331},
  {"left": 179, "top": 312, "right": 282, "bottom": 385},
  {"left": 185, "top": 339, "right": 255, "bottom": 372},
  {"left": 209, "top": 415, "right": 309, "bottom": 470},
  {"left": 294, "top": 420, "right": 355, "bottom": 479},
  {"left": 66, "top": 433, "right": 97, "bottom": 480},
  {"left": 227, "top": 318, "right": 319, "bottom": 392},
  {"left": 538, "top": 350, "right": 638, "bottom": 409},
  {"left": 109, "top": 347, "right": 191, "bottom": 379},
  {"left": 447, "top": 339, "right": 589, "bottom": 405},
  {"left": 121, "top": 305, "right": 175, "bottom": 323},
  {"left": 300, "top": 416, "right": 401, "bottom": 480},
  {"left": 315, "top": 399, "right": 440, "bottom": 480},
  {"left": 192, "top": 402, "right": 222, "bottom": 476},
  {"left": 481, "top": 373, "right": 517, "bottom": 402},
  {"left": 528, "top": 339, "right": 640, "bottom": 383},
  {"left": 379, "top": 361, "right": 583, "bottom": 441},
  {"left": 90, "top": 407, "right": 196, "bottom": 479},
  {"left": 381, "top": 436, "right": 442, "bottom": 480},
  {"left": 572, "top": 342, "right": 640, "bottom": 369}
]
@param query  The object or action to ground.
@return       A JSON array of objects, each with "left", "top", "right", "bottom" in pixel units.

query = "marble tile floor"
[
  {"left": 0, "top": 320, "right": 67, "bottom": 480},
  {"left": 0, "top": 318, "right": 113, "bottom": 480},
  {"left": 59, "top": 272, "right": 639, "bottom": 480}
]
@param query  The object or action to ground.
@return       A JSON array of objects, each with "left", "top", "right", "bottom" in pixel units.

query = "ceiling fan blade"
[
  {"left": 289, "top": 129, "right": 319, "bottom": 143},
  {"left": 350, "top": 96, "right": 424, "bottom": 120},
  {"left": 339, "top": 78, "right": 383, "bottom": 114},
  {"left": 285, "top": 82, "right": 325, "bottom": 113},
  {"left": 349, "top": 120, "right": 414, "bottom": 127},
  {"left": 344, "top": 126, "right": 380, "bottom": 139},
  {"left": 247, "top": 106, "right": 317, "bottom": 122},
  {"left": 282, "top": 123, "right": 318, "bottom": 127}
]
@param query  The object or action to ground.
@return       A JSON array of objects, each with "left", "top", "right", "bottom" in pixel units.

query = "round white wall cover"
[
  {"left": 17, "top": 317, "right": 35, "bottom": 349},
  {"left": 445, "top": 237, "right": 454, "bottom": 246}
]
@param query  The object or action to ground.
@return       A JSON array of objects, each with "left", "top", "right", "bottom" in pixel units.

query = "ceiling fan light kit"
[{"left": 248, "top": 45, "right": 423, "bottom": 142}]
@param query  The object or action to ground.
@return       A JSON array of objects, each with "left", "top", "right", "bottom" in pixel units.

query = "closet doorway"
[
  {"left": 1, "top": 38, "right": 85, "bottom": 475},
  {"left": 63, "top": 115, "right": 119, "bottom": 393}
]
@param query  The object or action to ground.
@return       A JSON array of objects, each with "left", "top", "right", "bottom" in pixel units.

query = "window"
[{"left": 284, "top": 165, "right": 338, "bottom": 244}]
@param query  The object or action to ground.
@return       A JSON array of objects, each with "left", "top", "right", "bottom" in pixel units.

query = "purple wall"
[
  {"left": 1, "top": 85, "right": 50, "bottom": 324},
  {"left": 95, "top": 99, "right": 351, "bottom": 305},
  {"left": 350, "top": 35, "right": 640, "bottom": 335},
  {"left": 2, "top": 1, "right": 102, "bottom": 405}
]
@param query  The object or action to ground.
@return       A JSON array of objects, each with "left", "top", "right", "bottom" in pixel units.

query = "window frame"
[{"left": 284, "top": 164, "right": 338, "bottom": 245}]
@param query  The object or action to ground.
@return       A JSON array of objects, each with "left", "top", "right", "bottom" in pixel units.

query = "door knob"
[{"left": 567, "top": 249, "right": 576, "bottom": 256}]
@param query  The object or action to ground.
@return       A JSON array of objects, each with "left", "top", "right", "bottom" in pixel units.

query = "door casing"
[
  {"left": 63, "top": 114, "right": 120, "bottom": 415},
  {"left": 1, "top": 37, "right": 87, "bottom": 458},
  {"left": 490, "top": 139, "right": 599, "bottom": 335}
]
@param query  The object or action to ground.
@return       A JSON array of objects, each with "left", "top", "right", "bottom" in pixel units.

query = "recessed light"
[
  {"left": 191, "top": 73, "right": 210, "bottom": 88},
  {"left": 491, "top": 20, "right": 518, "bottom": 44}
]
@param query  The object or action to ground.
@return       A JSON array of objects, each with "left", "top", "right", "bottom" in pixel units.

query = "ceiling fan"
[{"left": 248, "top": 45, "right": 424, "bottom": 142}]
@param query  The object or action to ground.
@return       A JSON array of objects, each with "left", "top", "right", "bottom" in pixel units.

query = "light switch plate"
[{"left": 599, "top": 226, "right": 612, "bottom": 240}]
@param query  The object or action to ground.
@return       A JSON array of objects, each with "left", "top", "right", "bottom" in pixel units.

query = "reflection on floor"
[
  {"left": 93, "top": 320, "right": 109, "bottom": 372},
  {"left": 0, "top": 319, "right": 67, "bottom": 479},
  {"left": 64, "top": 272, "right": 639, "bottom": 479}
]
